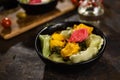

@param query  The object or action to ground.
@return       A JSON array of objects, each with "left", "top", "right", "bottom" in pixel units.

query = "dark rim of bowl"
[
  {"left": 35, "top": 21, "right": 107, "bottom": 65},
  {"left": 18, "top": 0, "right": 57, "bottom": 5}
]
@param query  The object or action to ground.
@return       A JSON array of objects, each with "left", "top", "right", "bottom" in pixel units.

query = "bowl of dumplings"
[
  {"left": 18, "top": 0, "right": 58, "bottom": 14},
  {"left": 35, "top": 21, "right": 107, "bottom": 70}
]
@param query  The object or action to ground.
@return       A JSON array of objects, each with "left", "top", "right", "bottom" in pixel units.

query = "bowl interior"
[
  {"left": 18, "top": 0, "right": 56, "bottom": 5},
  {"left": 35, "top": 21, "right": 106, "bottom": 66}
]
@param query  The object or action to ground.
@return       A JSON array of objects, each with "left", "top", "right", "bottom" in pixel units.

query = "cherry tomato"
[
  {"left": 1, "top": 17, "right": 12, "bottom": 28},
  {"left": 71, "top": 0, "right": 79, "bottom": 6},
  {"left": 71, "top": 0, "right": 85, "bottom": 6}
]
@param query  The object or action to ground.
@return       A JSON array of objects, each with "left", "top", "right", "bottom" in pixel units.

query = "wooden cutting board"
[{"left": 0, "top": 0, "right": 75, "bottom": 39}]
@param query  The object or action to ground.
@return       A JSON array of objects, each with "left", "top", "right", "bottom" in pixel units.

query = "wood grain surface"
[{"left": 0, "top": 0, "right": 75, "bottom": 39}]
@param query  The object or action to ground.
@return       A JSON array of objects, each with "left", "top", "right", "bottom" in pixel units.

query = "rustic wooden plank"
[{"left": 0, "top": 0, "right": 75, "bottom": 39}]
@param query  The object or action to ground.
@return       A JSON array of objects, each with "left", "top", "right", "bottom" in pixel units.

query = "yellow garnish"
[
  {"left": 74, "top": 23, "right": 93, "bottom": 34},
  {"left": 50, "top": 40, "right": 65, "bottom": 48},
  {"left": 61, "top": 42, "right": 80, "bottom": 57},
  {"left": 50, "top": 33, "right": 66, "bottom": 49},
  {"left": 51, "top": 33, "right": 65, "bottom": 41}
]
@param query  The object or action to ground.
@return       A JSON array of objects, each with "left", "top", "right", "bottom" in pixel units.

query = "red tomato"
[
  {"left": 71, "top": 0, "right": 79, "bottom": 6},
  {"left": 1, "top": 17, "right": 12, "bottom": 28},
  {"left": 68, "top": 28, "right": 88, "bottom": 42},
  {"left": 71, "top": 0, "right": 84, "bottom": 6}
]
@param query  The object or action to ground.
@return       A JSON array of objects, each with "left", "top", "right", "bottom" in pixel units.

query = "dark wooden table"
[{"left": 0, "top": 0, "right": 120, "bottom": 80}]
